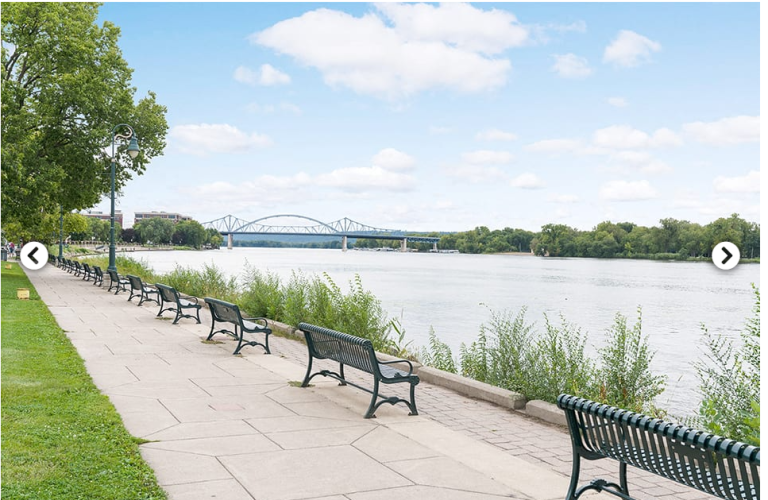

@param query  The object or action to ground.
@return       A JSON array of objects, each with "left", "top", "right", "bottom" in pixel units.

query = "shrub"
[
  {"left": 419, "top": 327, "right": 457, "bottom": 373},
  {"left": 694, "top": 285, "right": 759, "bottom": 444},
  {"left": 160, "top": 263, "right": 238, "bottom": 302},
  {"left": 239, "top": 266, "right": 282, "bottom": 319},
  {"left": 525, "top": 314, "right": 595, "bottom": 402},
  {"left": 594, "top": 308, "right": 665, "bottom": 414}
]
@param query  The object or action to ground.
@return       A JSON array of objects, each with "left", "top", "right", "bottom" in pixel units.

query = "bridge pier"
[
  {"left": 342, "top": 235, "right": 348, "bottom": 252},
  {"left": 227, "top": 233, "right": 233, "bottom": 250},
  {"left": 401, "top": 238, "right": 407, "bottom": 252},
  {"left": 433, "top": 241, "right": 438, "bottom": 252}
]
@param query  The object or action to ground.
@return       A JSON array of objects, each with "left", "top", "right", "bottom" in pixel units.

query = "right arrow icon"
[{"left": 712, "top": 242, "right": 740, "bottom": 271}]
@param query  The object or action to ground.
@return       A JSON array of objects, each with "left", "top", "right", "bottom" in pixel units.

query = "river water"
[{"left": 129, "top": 247, "right": 759, "bottom": 416}]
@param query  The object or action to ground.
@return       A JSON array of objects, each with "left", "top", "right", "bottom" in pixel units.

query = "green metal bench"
[
  {"left": 72, "top": 261, "right": 83, "bottom": 277},
  {"left": 298, "top": 322, "right": 419, "bottom": 419},
  {"left": 557, "top": 394, "right": 760, "bottom": 500},
  {"left": 204, "top": 297, "right": 272, "bottom": 355},
  {"left": 107, "top": 269, "right": 129, "bottom": 294},
  {"left": 127, "top": 275, "right": 159, "bottom": 306},
  {"left": 81, "top": 262, "right": 93, "bottom": 282},
  {"left": 92, "top": 266, "right": 104, "bottom": 286},
  {"left": 155, "top": 283, "right": 202, "bottom": 324}
]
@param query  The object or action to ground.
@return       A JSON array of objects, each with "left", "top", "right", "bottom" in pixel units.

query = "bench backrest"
[
  {"left": 204, "top": 297, "right": 243, "bottom": 325},
  {"left": 557, "top": 394, "right": 760, "bottom": 499},
  {"left": 127, "top": 275, "right": 143, "bottom": 290},
  {"left": 155, "top": 283, "right": 180, "bottom": 303},
  {"left": 82, "top": 263, "right": 91, "bottom": 272},
  {"left": 93, "top": 266, "right": 103, "bottom": 276},
  {"left": 107, "top": 269, "right": 120, "bottom": 282},
  {"left": 298, "top": 322, "right": 379, "bottom": 376}
]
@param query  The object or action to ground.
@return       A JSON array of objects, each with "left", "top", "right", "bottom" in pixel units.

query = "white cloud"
[
  {"left": 234, "top": 64, "right": 291, "bottom": 86},
  {"left": 170, "top": 123, "right": 272, "bottom": 155},
  {"left": 374, "top": 2, "right": 530, "bottom": 54},
  {"left": 650, "top": 127, "right": 683, "bottom": 147},
  {"left": 462, "top": 150, "right": 514, "bottom": 165},
  {"left": 476, "top": 128, "right": 518, "bottom": 141},
  {"left": 525, "top": 138, "right": 581, "bottom": 153},
  {"left": 547, "top": 194, "right": 580, "bottom": 203},
  {"left": 603, "top": 30, "right": 661, "bottom": 67},
  {"left": 444, "top": 165, "right": 508, "bottom": 184},
  {"left": 683, "top": 116, "right": 760, "bottom": 146},
  {"left": 593, "top": 125, "right": 649, "bottom": 149},
  {"left": 551, "top": 53, "right": 592, "bottom": 79},
  {"left": 611, "top": 151, "right": 672, "bottom": 174},
  {"left": 316, "top": 165, "right": 415, "bottom": 192},
  {"left": 592, "top": 125, "right": 682, "bottom": 149},
  {"left": 252, "top": 6, "right": 518, "bottom": 99},
  {"left": 607, "top": 97, "right": 628, "bottom": 108},
  {"left": 713, "top": 170, "right": 760, "bottom": 194},
  {"left": 510, "top": 173, "right": 545, "bottom": 189},
  {"left": 372, "top": 148, "right": 416, "bottom": 171},
  {"left": 599, "top": 180, "right": 659, "bottom": 201}
]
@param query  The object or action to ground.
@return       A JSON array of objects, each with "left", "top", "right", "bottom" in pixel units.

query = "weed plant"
[
  {"left": 429, "top": 306, "right": 664, "bottom": 413},
  {"left": 162, "top": 263, "right": 239, "bottom": 302},
  {"left": 693, "top": 285, "right": 760, "bottom": 445}
]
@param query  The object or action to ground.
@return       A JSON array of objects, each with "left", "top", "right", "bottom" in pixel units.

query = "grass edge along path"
[{"left": 1, "top": 263, "right": 167, "bottom": 500}]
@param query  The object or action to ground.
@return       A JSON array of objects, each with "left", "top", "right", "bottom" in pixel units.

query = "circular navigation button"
[
  {"left": 19, "top": 241, "right": 48, "bottom": 271},
  {"left": 712, "top": 242, "right": 740, "bottom": 271}
]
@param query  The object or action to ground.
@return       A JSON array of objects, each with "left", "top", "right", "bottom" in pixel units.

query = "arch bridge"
[{"left": 201, "top": 214, "right": 440, "bottom": 252}]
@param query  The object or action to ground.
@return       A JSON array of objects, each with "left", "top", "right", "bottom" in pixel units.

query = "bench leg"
[
  {"left": 206, "top": 317, "right": 217, "bottom": 341},
  {"left": 619, "top": 462, "right": 628, "bottom": 498},
  {"left": 173, "top": 308, "right": 181, "bottom": 324},
  {"left": 301, "top": 357, "right": 314, "bottom": 387},
  {"left": 409, "top": 382, "right": 419, "bottom": 416},
  {"left": 338, "top": 363, "right": 347, "bottom": 386},
  {"left": 364, "top": 379, "right": 380, "bottom": 419},
  {"left": 566, "top": 454, "right": 581, "bottom": 500}
]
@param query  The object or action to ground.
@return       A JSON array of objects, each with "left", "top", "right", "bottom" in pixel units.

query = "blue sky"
[{"left": 94, "top": 2, "right": 760, "bottom": 232}]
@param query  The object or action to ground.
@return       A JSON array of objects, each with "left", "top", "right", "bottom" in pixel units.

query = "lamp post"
[
  {"left": 108, "top": 124, "right": 140, "bottom": 273},
  {"left": 59, "top": 205, "right": 64, "bottom": 260}
]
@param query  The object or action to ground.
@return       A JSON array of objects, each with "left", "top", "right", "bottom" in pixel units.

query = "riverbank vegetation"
[
  {"left": 74, "top": 254, "right": 760, "bottom": 442},
  {"left": 356, "top": 213, "right": 759, "bottom": 262},
  {"left": 435, "top": 214, "right": 759, "bottom": 260},
  {"left": 1, "top": 263, "right": 167, "bottom": 499}
]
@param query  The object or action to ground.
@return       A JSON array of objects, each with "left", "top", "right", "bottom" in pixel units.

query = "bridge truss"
[{"left": 201, "top": 214, "right": 439, "bottom": 244}]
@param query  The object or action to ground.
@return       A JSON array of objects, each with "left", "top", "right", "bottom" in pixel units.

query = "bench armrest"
[
  {"left": 243, "top": 317, "right": 269, "bottom": 327},
  {"left": 378, "top": 358, "right": 414, "bottom": 377},
  {"left": 180, "top": 294, "right": 199, "bottom": 304}
]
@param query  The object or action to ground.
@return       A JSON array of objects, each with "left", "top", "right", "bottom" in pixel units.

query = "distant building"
[
  {"left": 82, "top": 210, "right": 123, "bottom": 227},
  {"left": 134, "top": 211, "right": 193, "bottom": 224}
]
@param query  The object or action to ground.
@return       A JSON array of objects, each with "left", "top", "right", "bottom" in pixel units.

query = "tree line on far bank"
[
  {"left": 43, "top": 213, "right": 222, "bottom": 250},
  {"left": 361, "top": 213, "right": 759, "bottom": 260}
]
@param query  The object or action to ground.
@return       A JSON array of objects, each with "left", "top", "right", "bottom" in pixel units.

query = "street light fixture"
[{"left": 108, "top": 124, "right": 140, "bottom": 272}]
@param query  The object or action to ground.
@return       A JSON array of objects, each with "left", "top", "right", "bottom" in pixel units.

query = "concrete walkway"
[{"left": 27, "top": 264, "right": 707, "bottom": 500}]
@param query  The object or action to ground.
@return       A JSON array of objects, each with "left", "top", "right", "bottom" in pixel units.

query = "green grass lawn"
[{"left": 1, "top": 263, "right": 167, "bottom": 499}]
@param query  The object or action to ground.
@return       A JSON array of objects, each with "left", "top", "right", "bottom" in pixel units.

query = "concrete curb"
[
  {"left": 415, "top": 366, "right": 526, "bottom": 410},
  {"left": 523, "top": 400, "right": 567, "bottom": 427}
]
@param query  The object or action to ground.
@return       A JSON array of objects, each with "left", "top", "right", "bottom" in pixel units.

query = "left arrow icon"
[
  {"left": 28, "top": 247, "right": 39, "bottom": 265},
  {"left": 20, "top": 241, "right": 48, "bottom": 271}
]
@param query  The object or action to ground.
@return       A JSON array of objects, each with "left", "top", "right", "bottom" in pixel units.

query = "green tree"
[
  {"left": 1, "top": 3, "right": 168, "bottom": 240},
  {"left": 173, "top": 220, "right": 207, "bottom": 249},
  {"left": 135, "top": 217, "right": 174, "bottom": 245},
  {"left": 204, "top": 228, "right": 223, "bottom": 248}
]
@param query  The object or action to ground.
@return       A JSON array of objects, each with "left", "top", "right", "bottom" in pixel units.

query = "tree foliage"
[
  {"left": 1, "top": 3, "right": 168, "bottom": 239},
  {"left": 439, "top": 214, "right": 758, "bottom": 260}
]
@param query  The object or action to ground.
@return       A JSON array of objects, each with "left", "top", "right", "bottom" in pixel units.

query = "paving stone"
[
  {"left": 219, "top": 446, "right": 413, "bottom": 500},
  {"left": 142, "top": 433, "right": 281, "bottom": 456},
  {"left": 164, "top": 479, "right": 254, "bottom": 500}
]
